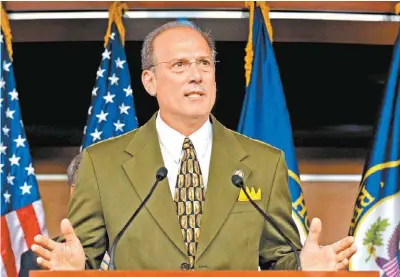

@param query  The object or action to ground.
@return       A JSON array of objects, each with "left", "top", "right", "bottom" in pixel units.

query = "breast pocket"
[{"left": 230, "top": 200, "right": 263, "bottom": 214}]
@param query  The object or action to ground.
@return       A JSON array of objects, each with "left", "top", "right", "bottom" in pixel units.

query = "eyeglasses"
[{"left": 148, "top": 58, "right": 219, "bottom": 73}]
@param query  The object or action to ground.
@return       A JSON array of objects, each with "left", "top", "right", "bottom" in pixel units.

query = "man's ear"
[{"left": 141, "top": 70, "right": 156, "bottom": 97}]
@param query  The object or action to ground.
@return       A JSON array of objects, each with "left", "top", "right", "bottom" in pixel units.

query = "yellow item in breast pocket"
[{"left": 238, "top": 187, "right": 262, "bottom": 201}]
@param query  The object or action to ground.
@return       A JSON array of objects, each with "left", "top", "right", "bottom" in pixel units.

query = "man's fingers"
[
  {"left": 335, "top": 258, "right": 349, "bottom": 270},
  {"left": 336, "top": 243, "right": 357, "bottom": 262},
  {"left": 61, "top": 219, "right": 78, "bottom": 244},
  {"left": 37, "top": 257, "right": 52, "bottom": 270},
  {"left": 31, "top": 244, "right": 52, "bottom": 261},
  {"left": 33, "top": 235, "right": 57, "bottom": 251},
  {"left": 305, "top": 218, "right": 322, "bottom": 246},
  {"left": 333, "top": 236, "right": 355, "bottom": 253}
]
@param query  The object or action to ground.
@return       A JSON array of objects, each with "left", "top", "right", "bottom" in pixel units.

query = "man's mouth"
[{"left": 184, "top": 91, "right": 205, "bottom": 98}]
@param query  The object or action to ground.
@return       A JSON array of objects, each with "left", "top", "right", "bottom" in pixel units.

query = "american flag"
[
  {"left": 1, "top": 31, "right": 48, "bottom": 276},
  {"left": 81, "top": 22, "right": 138, "bottom": 150}
]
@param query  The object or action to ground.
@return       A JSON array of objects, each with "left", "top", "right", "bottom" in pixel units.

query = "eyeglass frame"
[{"left": 146, "top": 57, "right": 219, "bottom": 73}]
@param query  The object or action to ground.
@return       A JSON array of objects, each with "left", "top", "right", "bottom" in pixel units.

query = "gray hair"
[
  {"left": 141, "top": 20, "right": 217, "bottom": 70},
  {"left": 67, "top": 153, "right": 83, "bottom": 186}
]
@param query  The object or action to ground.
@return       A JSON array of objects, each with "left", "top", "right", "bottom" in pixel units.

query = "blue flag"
[
  {"left": 1, "top": 26, "right": 47, "bottom": 276},
  {"left": 349, "top": 28, "right": 400, "bottom": 276},
  {"left": 237, "top": 3, "right": 309, "bottom": 243},
  {"left": 81, "top": 19, "right": 138, "bottom": 150}
]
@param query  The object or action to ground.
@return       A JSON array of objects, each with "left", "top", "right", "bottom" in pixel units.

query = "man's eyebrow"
[{"left": 197, "top": 56, "right": 212, "bottom": 59}]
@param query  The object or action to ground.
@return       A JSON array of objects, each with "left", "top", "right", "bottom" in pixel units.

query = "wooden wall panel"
[
  {"left": 301, "top": 181, "right": 359, "bottom": 245},
  {"left": 38, "top": 181, "right": 70, "bottom": 238},
  {"left": 3, "top": 1, "right": 398, "bottom": 14},
  {"left": 299, "top": 159, "right": 364, "bottom": 174}
]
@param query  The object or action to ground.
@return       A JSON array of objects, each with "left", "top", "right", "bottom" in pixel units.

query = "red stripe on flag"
[
  {"left": 16, "top": 204, "right": 41, "bottom": 248},
  {"left": 1, "top": 216, "right": 17, "bottom": 277}
]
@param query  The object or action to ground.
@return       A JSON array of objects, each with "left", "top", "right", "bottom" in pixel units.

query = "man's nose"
[{"left": 187, "top": 62, "right": 203, "bottom": 82}]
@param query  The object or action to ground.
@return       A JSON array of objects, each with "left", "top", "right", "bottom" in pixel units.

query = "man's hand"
[
  {"left": 300, "top": 218, "right": 357, "bottom": 270},
  {"left": 31, "top": 219, "right": 86, "bottom": 270}
]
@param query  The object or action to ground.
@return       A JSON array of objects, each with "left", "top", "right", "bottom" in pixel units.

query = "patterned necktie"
[{"left": 174, "top": 137, "right": 205, "bottom": 269}]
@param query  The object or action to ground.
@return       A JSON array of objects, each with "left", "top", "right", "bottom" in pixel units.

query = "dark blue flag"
[
  {"left": 237, "top": 2, "right": 309, "bottom": 243},
  {"left": 349, "top": 26, "right": 400, "bottom": 276}
]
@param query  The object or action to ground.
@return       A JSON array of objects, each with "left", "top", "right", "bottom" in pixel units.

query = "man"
[
  {"left": 31, "top": 21, "right": 357, "bottom": 271},
  {"left": 19, "top": 153, "right": 82, "bottom": 277}
]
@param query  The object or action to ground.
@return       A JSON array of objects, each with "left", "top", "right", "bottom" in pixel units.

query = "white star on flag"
[
  {"left": 25, "top": 163, "right": 35, "bottom": 175},
  {"left": 110, "top": 32, "right": 115, "bottom": 40},
  {"left": 123, "top": 85, "right": 133, "bottom": 97},
  {"left": 0, "top": 143, "right": 6, "bottom": 155},
  {"left": 1, "top": 77, "right": 6, "bottom": 89},
  {"left": 102, "top": 49, "right": 111, "bottom": 60},
  {"left": 2, "top": 125, "right": 10, "bottom": 136},
  {"left": 103, "top": 92, "right": 115, "bottom": 103},
  {"left": 3, "top": 60, "right": 11, "bottom": 72},
  {"left": 119, "top": 103, "right": 130, "bottom": 115},
  {"left": 108, "top": 74, "right": 119, "bottom": 85},
  {"left": 20, "top": 182, "right": 32, "bottom": 195},
  {"left": 6, "top": 108, "right": 15, "bottom": 119},
  {"left": 115, "top": 58, "right": 126, "bottom": 69},
  {"left": 96, "top": 110, "right": 109, "bottom": 123},
  {"left": 90, "top": 128, "right": 102, "bottom": 142},
  {"left": 92, "top": 87, "right": 98, "bottom": 96},
  {"left": 96, "top": 68, "right": 105, "bottom": 79},
  {"left": 9, "top": 154, "right": 21, "bottom": 166},
  {"left": 113, "top": 120, "right": 125, "bottom": 132},
  {"left": 14, "top": 135, "right": 26, "bottom": 148},
  {"left": 4, "top": 191, "right": 11, "bottom": 203},
  {"left": 9, "top": 89, "right": 18, "bottom": 100},
  {"left": 7, "top": 174, "right": 15, "bottom": 185}
]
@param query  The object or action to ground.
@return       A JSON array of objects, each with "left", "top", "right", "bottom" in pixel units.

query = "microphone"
[
  {"left": 108, "top": 167, "right": 168, "bottom": 270},
  {"left": 231, "top": 174, "right": 302, "bottom": 270}
]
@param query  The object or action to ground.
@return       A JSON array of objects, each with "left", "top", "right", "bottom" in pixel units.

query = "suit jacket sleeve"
[
  {"left": 259, "top": 152, "right": 303, "bottom": 269},
  {"left": 58, "top": 149, "right": 107, "bottom": 269},
  {"left": 19, "top": 250, "right": 41, "bottom": 277}
]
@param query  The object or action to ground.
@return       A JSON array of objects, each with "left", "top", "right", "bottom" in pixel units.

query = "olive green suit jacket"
[{"left": 67, "top": 113, "right": 302, "bottom": 270}]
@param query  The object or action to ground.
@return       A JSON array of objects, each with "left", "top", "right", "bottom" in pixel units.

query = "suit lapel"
[
  {"left": 196, "top": 116, "right": 252, "bottom": 259},
  {"left": 122, "top": 115, "right": 187, "bottom": 255}
]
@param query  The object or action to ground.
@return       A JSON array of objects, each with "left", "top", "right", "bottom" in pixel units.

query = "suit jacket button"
[{"left": 181, "top": 263, "right": 190, "bottom": 270}]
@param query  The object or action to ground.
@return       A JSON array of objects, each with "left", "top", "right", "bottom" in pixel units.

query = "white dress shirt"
[{"left": 155, "top": 112, "right": 213, "bottom": 198}]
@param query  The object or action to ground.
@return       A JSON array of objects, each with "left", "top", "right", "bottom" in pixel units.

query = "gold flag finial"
[
  {"left": 104, "top": 1, "right": 129, "bottom": 47},
  {"left": 0, "top": 2, "right": 13, "bottom": 60}
]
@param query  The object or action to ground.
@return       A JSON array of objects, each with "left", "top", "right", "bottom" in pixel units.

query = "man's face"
[{"left": 142, "top": 27, "right": 216, "bottom": 122}]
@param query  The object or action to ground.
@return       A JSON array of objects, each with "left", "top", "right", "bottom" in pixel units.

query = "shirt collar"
[{"left": 156, "top": 111, "right": 213, "bottom": 163}]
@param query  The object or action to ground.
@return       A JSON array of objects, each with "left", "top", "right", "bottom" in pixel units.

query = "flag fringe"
[
  {"left": 0, "top": 3, "right": 13, "bottom": 61},
  {"left": 244, "top": 1, "right": 273, "bottom": 87},
  {"left": 104, "top": 1, "right": 128, "bottom": 47}
]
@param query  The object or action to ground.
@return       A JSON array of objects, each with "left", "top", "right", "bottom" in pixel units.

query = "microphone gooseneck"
[
  {"left": 231, "top": 174, "right": 302, "bottom": 271},
  {"left": 108, "top": 167, "right": 168, "bottom": 270}
]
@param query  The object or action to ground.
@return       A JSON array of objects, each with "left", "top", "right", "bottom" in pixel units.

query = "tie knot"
[{"left": 182, "top": 138, "right": 194, "bottom": 150}]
